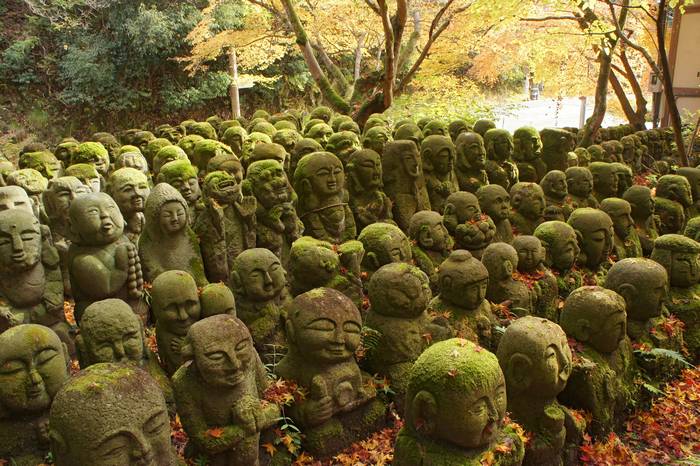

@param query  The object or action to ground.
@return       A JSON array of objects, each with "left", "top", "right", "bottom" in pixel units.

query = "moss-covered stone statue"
[
  {"left": 654, "top": 196, "right": 685, "bottom": 236},
  {"left": 589, "top": 162, "right": 619, "bottom": 204},
  {"left": 49, "top": 363, "right": 176, "bottom": 466},
  {"left": 362, "top": 125, "right": 392, "bottom": 155},
  {"left": 157, "top": 159, "right": 203, "bottom": 223},
  {"left": 289, "top": 138, "right": 323, "bottom": 177},
  {"left": 143, "top": 138, "right": 173, "bottom": 168},
  {"left": 540, "top": 170, "right": 574, "bottom": 220},
  {"left": 482, "top": 242, "right": 533, "bottom": 315},
  {"left": 293, "top": 151, "right": 355, "bottom": 243},
  {"left": 611, "top": 162, "right": 633, "bottom": 197},
  {"left": 557, "top": 286, "right": 638, "bottom": 438},
  {"left": 6, "top": 168, "right": 49, "bottom": 221},
  {"left": 274, "top": 288, "right": 387, "bottom": 458},
  {"left": 676, "top": 167, "right": 700, "bottom": 218},
  {"left": 75, "top": 298, "right": 172, "bottom": 403},
  {"left": 200, "top": 282, "right": 236, "bottom": 319},
  {"left": 421, "top": 135, "right": 459, "bottom": 213},
  {"left": 565, "top": 166, "right": 599, "bottom": 209},
  {"left": 382, "top": 140, "right": 431, "bottom": 230},
  {"left": 684, "top": 217, "right": 700, "bottom": 243},
  {"left": 540, "top": 128, "right": 574, "bottom": 173},
  {"left": 19, "top": 151, "right": 62, "bottom": 180},
  {"left": 394, "top": 123, "right": 424, "bottom": 148},
  {"left": 443, "top": 191, "right": 496, "bottom": 259},
  {"left": 448, "top": 119, "right": 470, "bottom": 143},
  {"left": 477, "top": 184, "right": 514, "bottom": 244},
  {"left": 71, "top": 141, "right": 110, "bottom": 178},
  {"left": 326, "top": 131, "right": 362, "bottom": 166},
  {"left": 0, "top": 325, "right": 70, "bottom": 465},
  {"left": 152, "top": 270, "right": 201, "bottom": 376},
  {"left": 230, "top": 248, "right": 290, "bottom": 361},
  {"left": 509, "top": 182, "right": 545, "bottom": 236},
  {"left": 567, "top": 207, "right": 614, "bottom": 284},
  {"left": 357, "top": 222, "right": 412, "bottom": 278},
  {"left": 393, "top": 338, "right": 525, "bottom": 466},
  {"left": 114, "top": 149, "right": 149, "bottom": 177},
  {"left": 244, "top": 159, "right": 302, "bottom": 265},
  {"left": 346, "top": 149, "right": 393, "bottom": 229},
  {"left": 193, "top": 170, "right": 256, "bottom": 283},
  {"left": 152, "top": 145, "right": 188, "bottom": 178},
  {"left": 67, "top": 193, "right": 145, "bottom": 323},
  {"left": 512, "top": 235, "right": 558, "bottom": 321},
  {"left": 656, "top": 174, "right": 693, "bottom": 225},
  {"left": 172, "top": 315, "right": 279, "bottom": 466},
  {"left": 534, "top": 221, "right": 582, "bottom": 301},
  {"left": 64, "top": 163, "right": 101, "bottom": 194},
  {"left": 513, "top": 126, "right": 546, "bottom": 182},
  {"left": 454, "top": 132, "right": 489, "bottom": 193},
  {"left": 408, "top": 210, "right": 453, "bottom": 287},
  {"left": 473, "top": 118, "right": 496, "bottom": 137},
  {"left": 497, "top": 316, "right": 584, "bottom": 466},
  {"left": 0, "top": 186, "right": 33, "bottom": 214},
  {"left": 650, "top": 235, "right": 700, "bottom": 362},
  {"left": 600, "top": 197, "right": 642, "bottom": 260},
  {"left": 484, "top": 128, "right": 519, "bottom": 190},
  {"left": 139, "top": 183, "right": 207, "bottom": 286},
  {"left": 107, "top": 167, "right": 151, "bottom": 243},
  {"left": 428, "top": 250, "right": 497, "bottom": 349},
  {"left": 307, "top": 123, "right": 333, "bottom": 149}
]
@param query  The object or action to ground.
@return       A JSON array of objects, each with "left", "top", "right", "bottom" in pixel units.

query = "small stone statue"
[
  {"left": 289, "top": 138, "right": 323, "bottom": 177},
  {"left": 589, "top": 162, "right": 619, "bottom": 204},
  {"left": 393, "top": 338, "right": 525, "bottom": 466},
  {"left": 275, "top": 288, "right": 386, "bottom": 458},
  {"left": 497, "top": 316, "right": 583, "bottom": 466},
  {"left": 67, "top": 192, "right": 145, "bottom": 323},
  {"left": 326, "top": 131, "right": 362, "bottom": 165},
  {"left": 540, "top": 170, "right": 574, "bottom": 220},
  {"left": 509, "top": 182, "right": 545, "bottom": 236},
  {"left": 443, "top": 191, "right": 496, "bottom": 259},
  {"left": 484, "top": 129, "right": 519, "bottom": 190},
  {"left": 513, "top": 126, "right": 546, "bottom": 182},
  {"left": 512, "top": 235, "right": 558, "bottom": 321},
  {"left": 157, "top": 159, "right": 203, "bottom": 223},
  {"left": 357, "top": 222, "right": 412, "bottom": 278},
  {"left": 476, "top": 184, "right": 514, "bottom": 243},
  {"left": 656, "top": 174, "right": 693, "bottom": 227},
  {"left": 19, "top": 151, "right": 62, "bottom": 180},
  {"left": 362, "top": 126, "right": 392, "bottom": 155},
  {"left": 540, "top": 128, "right": 574, "bottom": 172},
  {"left": 107, "top": 167, "right": 151, "bottom": 243},
  {"left": 558, "top": 286, "right": 638, "bottom": 438},
  {"left": 482, "top": 242, "right": 533, "bottom": 314},
  {"left": 0, "top": 186, "right": 34, "bottom": 213},
  {"left": 408, "top": 210, "right": 453, "bottom": 287},
  {"left": 152, "top": 270, "right": 201, "bottom": 376},
  {"left": 346, "top": 149, "right": 393, "bottom": 230},
  {"left": 230, "top": 248, "right": 290, "bottom": 361},
  {"left": 677, "top": 167, "right": 700, "bottom": 218},
  {"left": 0, "top": 325, "right": 70, "bottom": 465},
  {"left": 611, "top": 162, "right": 633, "bottom": 197},
  {"left": 49, "top": 363, "right": 176, "bottom": 466},
  {"left": 454, "top": 132, "right": 489, "bottom": 193},
  {"left": 293, "top": 151, "right": 356, "bottom": 243},
  {"left": 71, "top": 141, "right": 110, "bottom": 178},
  {"left": 623, "top": 185, "right": 658, "bottom": 256},
  {"left": 139, "top": 183, "right": 207, "bottom": 286},
  {"left": 172, "top": 315, "right": 279, "bottom": 466},
  {"left": 6, "top": 168, "right": 48, "bottom": 221},
  {"left": 567, "top": 207, "right": 614, "bottom": 284},
  {"left": 600, "top": 197, "right": 642, "bottom": 260},
  {"left": 534, "top": 221, "right": 583, "bottom": 300},
  {"left": 200, "top": 282, "right": 237, "bottom": 319},
  {"left": 565, "top": 166, "right": 598, "bottom": 210},
  {"left": 64, "top": 163, "right": 101, "bottom": 194},
  {"left": 193, "top": 170, "right": 256, "bottom": 283},
  {"left": 654, "top": 196, "right": 685, "bottom": 235},
  {"left": 382, "top": 140, "right": 431, "bottom": 231},
  {"left": 421, "top": 135, "right": 459, "bottom": 213}
]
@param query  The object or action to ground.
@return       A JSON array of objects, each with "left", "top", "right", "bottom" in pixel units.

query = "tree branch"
[
  {"left": 377, "top": 0, "right": 395, "bottom": 107},
  {"left": 520, "top": 15, "right": 579, "bottom": 22},
  {"left": 363, "top": 0, "right": 380, "bottom": 15},
  {"left": 606, "top": 0, "right": 662, "bottom": 76},
  {"left": 312, "top": 37, "right": 350, "bottom": 94}
]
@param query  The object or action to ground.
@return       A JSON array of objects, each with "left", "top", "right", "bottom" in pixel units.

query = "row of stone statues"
[{"left": 0, "top": 105, "right": 697, "bottom": 466}]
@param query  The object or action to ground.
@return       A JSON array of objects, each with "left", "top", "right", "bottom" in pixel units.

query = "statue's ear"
[
  {"left": 180, "top": 340, "right": 194, "bottom": 362},
  {"left": 60, "top": 341, "right": 71, "bottom": 369},
  {"left": 49, "top": 429, "right": 68, "bottom": 459},
  {"left": 75, "top": 334, "right": 88, "bottom": 367},
  {"left": 443, "top": 203, "right": 455, "bottom": 218},
  {"left": 285, "top": 318, "right": 296, "bottom": 344},
  {"left": 575, "top": 318, "right": 592, "bottom": 342},
  {"left": 422, "top": 150, "right": 433, "bottom": 172},
  {"left": 506, "top": 353, "right": 533, "bottom": 391},
  {"left": 440, "top": 275, "right": 452, "bottom": 292},
  {"left": 230, "top": 271, "right": 242, "bottom": 292},
  {"left": 511, "top": 193, "right": 521, "bottom": 209},
  {"left": 410, "top": 390, "right": 438, "bottom": 435},
  {"left": 299, "top": 178, "right": 312, "bottom": 196},
  {"left": 365, "top": 251, "right": 380, "bottom": 271},
  {"left": 616, "top": 283, "right": 636, "bottom": 308}
]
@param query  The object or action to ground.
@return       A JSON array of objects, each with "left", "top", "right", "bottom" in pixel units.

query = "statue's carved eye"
[
  {"left": 36, "top": 348, "right": 58, "bottom": 365},
  {"left": 0, "top": 360, "right": 25, "bottom": 375},
  {"left": 205, "top": 351, "right": 226, "bottom": 361},
  {"left": 144, "top": 410, "right": 169, "bottom": 436}
]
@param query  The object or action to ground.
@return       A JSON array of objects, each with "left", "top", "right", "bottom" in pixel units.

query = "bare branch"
[
  {"left": 605, "top": 0, "right": 662, "bottom": 76},
  {"left": 377, "top": 0, "right": 395, "bottom": 107},
  {"left": 313, "top": 37, "right": 350, "bottom": 93},
  {"left": 520, "top": 15, "right": 579, "bottom": 22},
  {"left": 363, "top": 0, "right": 381, "bottom": 15}
]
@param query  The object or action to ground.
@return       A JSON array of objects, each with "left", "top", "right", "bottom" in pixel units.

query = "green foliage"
[
  {"left": 210, "top": 0, "right": 248, "bottom": 33},
  {"left": 162, "top": 71, "right": 232, "bottom": 112},
  {"left": 0, "top": 37, "right": 40, "bottom": 85}
]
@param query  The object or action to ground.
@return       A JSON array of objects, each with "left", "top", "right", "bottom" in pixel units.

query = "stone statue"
[
  {"left": 611, "top": 162, "right": 633, "bottom": 197},
  {"left": 600, "top": 197, "right": 643, "bottom": 260},
  {"left": 654, "top": 196, "right": 685, "bottom": 236},
  {"left": 293, "top": 151, "right": 355, "bottom": 243},
  {"left": 157, "top": 160, "right": 203, "bottom": 223},
  {"left": 274, "top": 288, "right": 386, "bottom": 458},
  {"left": 381, "top": 140, "right": 431, "bottom": 231},
  {"left": 200, "top": 283, "right": 237, "bottom": 319},
  {"left": 19, "top": 151, "right": 62, "bottom": 180},
  {"left": 230, "top": 248, "right": 290, "bottom": 361},
  {"left": 443, "top": 191, "right": 496, "bottom": 259},
  {"left": 394, "top": 123, "right": 424, "bottom": 148},
  {"left": 222, "top": 126, "right": 248, "bottom": 157},
  {"left": 421, "top": 135, "right": 459, "bottom": 213},
  {"left": 497, "top": 316, "right": 583, "bottom": 466},
  {"left": 193, "top": 170, "right": 256, "bottom": 283},
  {"left": 71, "top": 142, "right": 110, "bottom": 178},
  {"left": 454, "top": 132, "right": 489, "bottom": 193},
  {"left": 534, "top": 221, "right": 582, "bottom": 301},
  {"left": 540, "top": 170, "right": 574, "bottom": 220},
  {"left": 565, "top": 166, "right": 599, "bottom": 209},
  {"left": 482, "top": 242, "right": 533, "bottom": 315},
  {"left": 152, "top": 270, "right": 201, "bottom": 376},
  {"left": 0, "top": 325, "right": 70, "bottom": 465},
  {"left": 513, "top": 126, "right": 546, "bottom": 182},
  {"left": 623, "top": 185, "right": 658, "bottom": 256},
  {"left": 6, "top": 168, "right": 48, "bottom": 221},
  {"left": 567, "top": 207, "right": 614, "bottom": 284},
  {"left": 49, "top": 363, "right": 176, "bottom": 466},
  {"left": 139, "top": 183, "right": 207, "bottom": 286},
  {"left": 448, "top": 119, "right": 470, "bottom": 143},
  {"left": 357, "top": 222, "right": 412, "bottom": 278},
  {"left": 540, "top": 128, "right": 574, "bottom": 172},
  {"left": 172, "top": 315, "right": 279, "bottom": 466},
  {"left": 512, "top": 235, "right": 558, "bottom": 321},
  {"left": 0, "top": 186, "right": 34, "bottom": 214},
  {"left": 656, "top": 174, "right": 693, "bottom": 227},
  {"left": 243, "top": 159, "right": 302, "bottom": 265},
  {"left": 558, "top": 286, "right": 638, "bottom": 437},
  {"left": 509, "top": 182, "right": 545, "bottom": 236},
  {"left": 422, "top": 120, "right": 449, "bottom": 138},
  {"left": 107, "top": 167, "right": 151, "bottom": 243},
  {"left": 289, "top": 138, "right": 323, "bottom": 178},
  {"left": 152, "top": 145, "right": 188, "bottom": 178},
  {"left": 476, "top": 184, "right": 514, "bottom": 243},
  {"left": 362, "top": 126, "right": 392, "bottom": 155},
  {"left": 114, "top": 149, "right": 149, "bottom": 176},
  {"left": 307, "top": 123, "right": 333, "bottom": 149},
  {"left": 473, "top": 119, "right": 496, "bottom": 137},
  {"left": 484, "top": 128, "right": 519, "bottom": 190},
  {"left": 64, "top": 163, "right": 101, "bottom": 194},
  {"left": 589, "top": 162, "right": 619, "bottom": 204},
  {"left": 393, "top": 338, "right": 525, "bottom": 466},
  {"left": 346, "top": 149, "right": 393, "bottom": 230},
  {"left": 326, "top": 131, "right": 362, "bottom": 166},
  {"left": 408, "top": 210, "right": 453, "bottom": 287},
  {"left": 677, "top": 167, "right": 700, "bottom": 218}
]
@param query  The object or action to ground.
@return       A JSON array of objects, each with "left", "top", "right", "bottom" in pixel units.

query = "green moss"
[{"left": 73, "top": 141, "right": 108, "bottom": 164}]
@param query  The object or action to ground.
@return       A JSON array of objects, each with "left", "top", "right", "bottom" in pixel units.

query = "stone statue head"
[
  {"left": 610, "top": 163, "right": 633, "bottom": 197},
  {"left": 207, "top": 153, "right": 244, "bottom": 181},
  {"left": 684, "top": 217, "right": 700, "bottom": 243},
  {"left": 249, "top": 142, "right": 287, "bottom": 167},
  {"left": 444, "top": 191, "right": 481, "bottom": 223},
  {"left": 382, "top": 140, "right": 421, "bottom": 180},
  {"left": 565, "top": 166, "right": 594, "bottom": 198},
  {"left": 455, "top": 132, "right": 486, "bottom": 171},
  {"left": 394, "top": 123, "right": 424, "bottom": 148},
  {"left": 676, "top": 167, "right": 700, "bottom": 205},
  {"left": 408, "top": 210, "right": 452, "bottom": 252},
  {"left": 482, "top": 242, "right": 518, "bottom": 281},
  {"left": 368, "top": 263, "right": 431, "bottom": 318},
  {"left": 437, "top": 250, "right": 489, "bottom": 309},
  {"left": 288, "top": 236, "right": 341, "bottom": 292},
  {"left": 589, "top": 162, "right": 619, "bottom": 199},
  {"left": 144, "top": 183, "right": 189, "bottom": 238},
  {"left": 362, "top": 126, "right": 392, "bottom": 154},
  {"left": 484, "top": 129, "right": 514, "bottom": 162},
  {"left": 497, "top": 316, "right": 571, "bottom": 399},
  {"left": 290, "top": 138, "right": 323, "bottom": 177},
  {"left": 68, "top": 192, "right": 125, "bottom": 246},
  {"left": 654, "top": 197, "right": 685, "bottom": 235},
  {"left": 188, "top": 122, "right": 217, "bottom": 140},
  {"left": 43, "top": 176, "right": 89, "bottom": 223},
  {"left": 534, "top": 221, "right": 580, "bottom": 272},
  {"left": 107, "top": 168, "right": 150, "bottom": 217},
  {"left": 650, "top": 234, "right": 700, "bottom": 288},
  {"left": 560, "top": 286, "right": 627, "bottom": 354},
  {"left": 199, "top": 283, "right": 236, "bottom": 319},
  {"left": 600, "top": 197, "right": 634, "bottom": 240},
  {"left": 0, "top": 186, "right": 34, "bottom": 214},
  {"left": 231, "top": 248, "right": 287, "bottom": 303},
  {"left": 567, "top": 208, "right": 613, "bottom": 269},
  {"left": 0, "top": 324, "right": 69, "bottom": 416},
  {"left": 72, "top": 142, "right": 110, "bottom": 176},
  {"left": 448, "top": 119, "right": 470, "bottom": 142},
  {"left": 151, "top": 270, "right": 201, "bottom": 337},
  {"left": 55, "top": 141, "right": 79, "bottom": 166},
  {"left": 143, "top": 139, "right": 172, "bottom": 167},
  {"left": 512, "top": 126, "right": 543, "bottom": 162},
  {"left": 473, "top": 119, "right": 496, "bottom": 137},
  {"left": 540, "top": 170, "right": 568, "bottom": 201},
  {"left": 244, "top": 159, "right": 291, "bottom": 209},
  {"left": 49, "top": 363, "right": 174, "bottom": 466},
  {"left": 358, "top": 222, "right": 412, "bottom": 272},
  {"left": 587, "top": 145, "right": 606, "bottom": 163},
  {"left": 114, "top": 150, "right": 149, "bottom": 175},
  {"left": 326, "top": 131, "right": 361, "bottom": 164},
  {"left": 310, "top": 106, "right": 332, "bottom": 123},
  {"left": 158, "top": 160, "right": 201, "bottom": 206},
  {"left": 346, "top": 149, "right": 382, "bottom": 193},
  {"left": 152, "top": 145, "right": 188, "bottom": 177},
  {"left": 192, "top": 140, "right": 234, "bottom": 174},
  {"left": 510, "top": 182, "right": 545, "bottom": 220},
  {"left": 476, "top": 184, "right": 511, "bottom": 221},
  {"left": 512, "top": 235, "right": 545, "bottom": 273},
  {"left": 19, "top": 151, "right": 62, "bottom": 180},
  {"left": 307, "top": 123, "right": 333, "bottom": 149},
  {"left": 250, "top": 121, "right": 277, "bottom": 139},
  {"left": 202, "top": 170, "right": 241, "bottom": 205},
  {"left": 422, "top": 120, "right": 449, "bottom": 138},
  {"left": 293, "top": 152, "right": 344, "bottom": 213},
  {"left": 656, "top": 174, "right": 693, "bottom": 208},
  {"left": 242, "top": 133, "right": 272, "bottom": 163},
  {"left": 623, "top": 185, "right": 654, "bottom": 221},
  {"left": 222, "top": 126, "right": 248, "bottom": 156},
  {"left": 421, "top": 135, "right": 455, "bottom": 176},
  {"left": 605, "top": 258, "right": 668, "bottom": 322},
  {"left": 404, "top": 338, "right": 506, "bottom": 449},
  {"left": 272, "top": 129, "right": 303, "bottom": 159},
  {"left": 7, "top": 168, "right": 48, "bottom": 196},
  {"left": 64, "top": 163, "right": 101, "bottom": 193}
]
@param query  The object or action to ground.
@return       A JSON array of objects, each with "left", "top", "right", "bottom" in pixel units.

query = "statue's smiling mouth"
[{"left": 216, "top": 180, "right": 237, "bottom": 190}]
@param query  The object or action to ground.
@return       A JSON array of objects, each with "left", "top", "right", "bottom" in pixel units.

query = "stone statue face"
[
  {"left": 22, "top": 152, "right": 62, "bottom": 179},
  {"left": 515, "top": 129, "right": 542, "bottom": 161},
  {"left": 478, "top": 186, "right": 510, "bottom": 221},
  {"left": 70, "top": 193, "right": 125, "bottom": 246},
  {"left": 0, "top": 325, "right": 68, "bottom": 414},
  {"left": 439, "top": 252, "right": 489, "bottom": 308},
  {"left": 45, "top": 177, "right": 88, "bottom": 221},
  {"left": 0, "top": 186, "right": 34, "bottom": 214},
  {"left": 372, "top": 269, "right": 431, "bottom": 318},
  {"left": 308, "top": 123, "right": 333, "bottom": 148},
  {"left": 401, "top": 143, "right": 421, "bottom": 178},
  {"left": 250, "top": 162, "right": 289, "bottom": 208},
  {"left": 204, "top": 171, "right": 241, "bottom": 205},
  {"left": 513, "top": 236, "right": 544, "bottom": 272},
  {"left": 291, "top": 291, "right": 362, "bottom": 364},
  {"left": 590, "top": 298, "right": 626, "bottom": 354},
  {"left": 551, "top": 228, "right": 580, "bottom": 271},
  {"left": 154, "top": 281, "right": 201, "bottom": 336},
  {"left": 605, "top": 202, "right": 634, "bottom": 240},
  {"left": 306, "top": 153, "right": 344, "bottom": 198},
  {"left": 669, "top": 250, "right": 700, "bottom": 287},
  {"left": 363, "top": 127, "right": 391, "bottom": 154},
  {"left": 0, "top": 209, "right": 42, "bottom": 272},
  {"left": 328, "top": 131, "right": 361, "bottom": 161},
  {"left": 168, "top": 172, "right": 201, "bottom": 205},
  {"left": 432, "top": 147, "right": 453, "bottom": 175},
  {"left": 236, "top": 249, "right": 286, "bottom": 301},
  {"left": 9, "top": 168, "right": 47, "bottom": 194},
  {"left": 159, "top": 200, "right": 187, "bottom": 234},
  {"left": 566, "top": 169, "right": 593, "bottom": 198},
  {"left": 449, "top": 196, "right": 480, "bottom": 222},
  {"left": 111, "top": 172, "right": 150, "bottom": 216},
  {"left": 542, "top": 172, "right": 567, "bottom": 199},
  {"left": 513, "top": 186, "right": 545, "bottom": 220},
  {"left": 415, "top": 216, "right": 451, "bottom": 252},
  {"left": 491, "top": 133, "right": 514, "bottom": 162},
  {"left": 592, "top": 166, "right": 618, "bottom": 196},
  {"left": 350, "top": 150, "right": 382, "bottom": 190},
  {"left": 380, "top": 229, "right": 412, "bottom": 264},
  {"left": 580, "top": 225, "right": 613, "bottom": 268},
  {"left": 81, "top": 301, "right": 144, "bottom": 365},
  {"left": 459, "top": 135, "right": 487, "bottom": 170}
]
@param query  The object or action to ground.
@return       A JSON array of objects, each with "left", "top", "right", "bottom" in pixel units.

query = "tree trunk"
[
  {"left": 228, "top": 48, "right": 240, "bottom": 119},
  {"left": 619, "top": 48, "right": 647, "bottom": 130},
  {"left": 609, "top": 69, "right": 638, "bottom": 127}
]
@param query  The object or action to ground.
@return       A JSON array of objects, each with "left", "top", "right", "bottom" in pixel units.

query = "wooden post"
[{"left": 228, "top": 47, "right": 240, "bottom": 119}]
